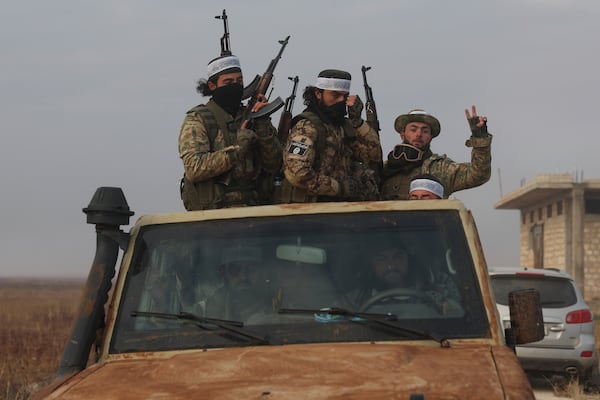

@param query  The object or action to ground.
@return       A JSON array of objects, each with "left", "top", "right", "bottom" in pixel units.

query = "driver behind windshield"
[
  {"left": 342, "top": 243, "right": 424, "bottom": 309},
  {"left": 205, "top": 245, "right": 272, "bottom": 321},
  {"left": 341, "top": 241, "right": 462, "bottom": 316}
]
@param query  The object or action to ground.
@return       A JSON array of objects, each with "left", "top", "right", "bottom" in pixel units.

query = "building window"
[
  {"left": 585, "top": 198, "right": 600, "bottom": 214},
  {"left": 547, "top": 204, "right": 552, "bottom": 218},
  {"left": 538, "top": 208, "right": 542, "bottom": 221},
  {"left": 529, "top": 211, "right": 534, "bottom": 223},
  {"left": 531, "top": 224, "right": 544, "bottom": 268},
  {"left": 521, "top": 210, "right": 526, "bottom": 225},
  {"left": 557, "top": 201, "right": 563, "bottom": 215}
]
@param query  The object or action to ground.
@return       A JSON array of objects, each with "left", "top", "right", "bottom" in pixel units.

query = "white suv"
[{"left": 489, "top": 267, "right": 597, "bottom": 383}]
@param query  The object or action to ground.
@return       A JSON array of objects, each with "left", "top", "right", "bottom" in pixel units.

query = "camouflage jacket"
[
  {"left": 381, "top": 135, "right": 492, "bottom": 200},
  {"left": 281, "top": 114, "right": 382, "bottom": 200},
  {"left": 179, "top": 100, "right": 282, "bottom": 183},
  {"left": 178, "top": 100, "right": 282, "bottom": 209}
]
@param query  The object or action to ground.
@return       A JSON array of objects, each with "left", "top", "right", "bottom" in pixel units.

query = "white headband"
[
  {"left": 409, "top": 179, "right": 444, "bottom": 198},
  {"left": 315, "top": 77, "right": 351, "bottom": 92},
  {"left": 207, "top": 55, "right": 241, "bottom": 79}
]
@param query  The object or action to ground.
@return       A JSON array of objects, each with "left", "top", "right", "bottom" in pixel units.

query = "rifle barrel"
[
  {"left": 285, "top": 76, "right": 299, "bottom": 112},
  {"left": 215, "top": 9, "right": 231, "bottom": 56},
  {"left": 360, "top": 65, "right": 380, "bottom": 132}
]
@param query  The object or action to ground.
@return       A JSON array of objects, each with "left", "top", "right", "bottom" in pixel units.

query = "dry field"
[{"left": 0, "top": 278, "right": 83, "bottom": 400}]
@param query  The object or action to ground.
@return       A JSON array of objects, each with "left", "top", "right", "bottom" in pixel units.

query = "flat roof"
[{"left": 495, "top": 174, "right": 600, "bottom": 210}]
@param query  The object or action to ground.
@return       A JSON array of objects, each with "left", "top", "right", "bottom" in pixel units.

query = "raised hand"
[{"left": 465, "top": 105, "right": 488, "bottom": 137}]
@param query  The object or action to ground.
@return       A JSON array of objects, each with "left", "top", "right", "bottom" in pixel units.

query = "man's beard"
[{"left": 311, "top": 99, "right": 346, "bottom": 126}]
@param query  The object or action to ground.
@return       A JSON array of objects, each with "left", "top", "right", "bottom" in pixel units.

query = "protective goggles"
[{"left": 391, "top": 144, "right": 424, "bottom": 162}]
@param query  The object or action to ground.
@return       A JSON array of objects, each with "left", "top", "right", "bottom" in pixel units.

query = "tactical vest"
[
  {"left": 180, "top": 102, "right": 264, "bottom": 210},
  {"left": 276, "top": 112, "right": 355, "bottom": 203},
  {"left": 381, "top": 155, "right": 447, "bottom": 200}
]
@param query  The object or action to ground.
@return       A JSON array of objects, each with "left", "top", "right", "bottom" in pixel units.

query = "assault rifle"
[
  {"left": 361, "top": 66, "right": 380, "bottom": 133},
  {"left": 242, "top": 35, "right": 290, "bottom": 125},
  {"left": 277, "top": 76, "right": 299, "bottom": 144}
]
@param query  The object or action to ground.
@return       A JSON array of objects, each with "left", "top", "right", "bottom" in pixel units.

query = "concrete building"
[{"left": 495, "top": 174, "right": 600, "bottom": 308}]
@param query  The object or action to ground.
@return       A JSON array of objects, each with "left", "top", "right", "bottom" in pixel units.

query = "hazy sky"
[{"left": 1, "top": 1, "right": 599, "bottom": 277}]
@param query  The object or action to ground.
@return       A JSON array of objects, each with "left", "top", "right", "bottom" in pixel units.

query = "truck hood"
[{"left": 42, "top": 343, "right": 533, "bottom": 399}]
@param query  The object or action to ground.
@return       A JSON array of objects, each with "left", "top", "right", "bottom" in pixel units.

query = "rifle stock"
[
  {"left": 361, "top": 65, "right": 380, "bottom": 133},
  {"left": 242, "top": 74, "right": 261, "bottom": 100},
  {"left": 277, "top": 111, "right": 292, "bottom": 145}
]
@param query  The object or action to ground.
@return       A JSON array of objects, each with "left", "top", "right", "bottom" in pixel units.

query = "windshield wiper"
[
  {"left": 278, "top": 307, "right": 442, "bottom": 343},
  {"left": 131, "top": 311, "right": 269, "bottom": 344}
]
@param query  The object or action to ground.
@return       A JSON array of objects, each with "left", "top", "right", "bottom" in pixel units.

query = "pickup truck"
[{"left": 35, "top": 187, "right": 543, "bottom": 399}]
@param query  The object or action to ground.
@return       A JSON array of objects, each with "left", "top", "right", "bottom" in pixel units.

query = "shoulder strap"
[
  {"left": 204, "top": 101, "right": 234, "bottom": 147},
  {"left": 187, "top": 104, "right": 220, "bottom": 151}
]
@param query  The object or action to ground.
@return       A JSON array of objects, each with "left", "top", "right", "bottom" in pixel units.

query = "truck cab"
[{"left": 36, "top": 188, "right": 542, "bottom": 399}]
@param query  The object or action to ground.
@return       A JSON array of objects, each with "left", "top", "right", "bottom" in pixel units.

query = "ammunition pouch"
[
  {"left": 275, "top": 179, "right": 319, "bottom": 204},
  {"left": 181, "top": 176, "right": 260, "bottom": 210},
  {"left": 256, "top": 170, "right": 277, "bottom": 205}
]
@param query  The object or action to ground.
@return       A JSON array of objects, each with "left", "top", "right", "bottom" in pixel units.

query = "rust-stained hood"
[{"left": 41, "top": 342, "right": 533, "bottom": 399}]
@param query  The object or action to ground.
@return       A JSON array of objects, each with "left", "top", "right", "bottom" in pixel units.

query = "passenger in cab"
[{"left": 206, "top": 245, "right": 272, "bottom": 321}]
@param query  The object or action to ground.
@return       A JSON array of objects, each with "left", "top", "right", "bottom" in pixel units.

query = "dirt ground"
[{"left": 532, "top": 377, "right": 600, "bottom": 400}]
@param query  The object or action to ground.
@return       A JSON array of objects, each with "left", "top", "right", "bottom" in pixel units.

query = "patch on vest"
[{"left": 288, "top": 140, "right": 309, "bottom": 156}]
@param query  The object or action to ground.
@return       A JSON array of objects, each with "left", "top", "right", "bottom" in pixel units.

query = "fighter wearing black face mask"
[
  {"left": 178, "top": 53, "right": 283, "bottom": 211},
  {"left": 312, "top": 91, "right": 348, "bottom": 126},
  {"left": 275, "top": 69, "right": 383, "bottom": 203},
  {"left": 210, "top": 81, "right": 244, "bottom": 116}
]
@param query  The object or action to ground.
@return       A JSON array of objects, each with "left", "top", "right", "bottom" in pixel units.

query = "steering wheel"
[{"left": 358, "top": 288, "right": 438, "bottom": 313}]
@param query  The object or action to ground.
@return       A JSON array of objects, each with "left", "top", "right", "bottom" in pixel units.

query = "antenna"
[{"left": 497, "top": 168, "right": 503, "bottom": 198}]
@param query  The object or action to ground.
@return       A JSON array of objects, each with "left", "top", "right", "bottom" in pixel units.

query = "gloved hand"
[
  {"left": 468, "top": 116, "right": 489, "bottom": 138},
  {"left": 347, "top": 95, "right": 364, "bottom": 128},
  {"left": 339, "top": 176, "right": 363, "bottom": 200},
  {"left": 351, "top": 164, "right": 381, "bottom": 201},
  {"left": 236, "top": 128, "right": 257, "bottom": 156},
  {"left": 252, "top": 117, "right": 275, "bottom": 137}
]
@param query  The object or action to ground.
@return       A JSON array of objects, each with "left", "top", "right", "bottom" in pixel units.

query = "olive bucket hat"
[{"left": 394, "top": 109, "right": 441, "bottom": 137}]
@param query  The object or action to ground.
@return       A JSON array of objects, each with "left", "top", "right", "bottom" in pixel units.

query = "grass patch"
[{"left": 0, "top": 278, "right": 83, "bottom": 400}]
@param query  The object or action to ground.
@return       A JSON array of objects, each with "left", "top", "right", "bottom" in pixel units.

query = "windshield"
[{"left": 111, "top": 210, "right": 489, "bottom": 353}]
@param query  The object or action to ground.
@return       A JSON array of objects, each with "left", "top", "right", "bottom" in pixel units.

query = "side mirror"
[{"left": 507, "top": 288, "right": 544, "bottom": 346}]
